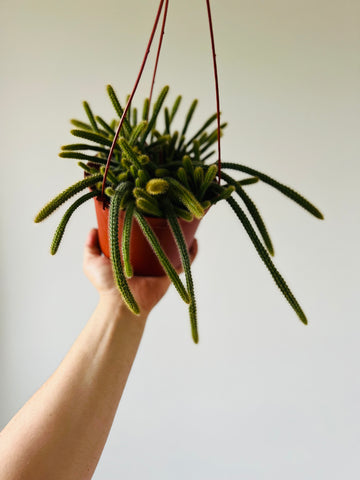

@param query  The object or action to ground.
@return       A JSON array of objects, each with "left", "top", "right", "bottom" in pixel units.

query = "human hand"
[{"left": 83, "top": 228, "right": 198, "bottom": 316}]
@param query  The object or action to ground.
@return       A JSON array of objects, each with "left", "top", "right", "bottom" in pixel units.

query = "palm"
[{"left": 83, "top": 229, "right": 197, "bottom": 316}]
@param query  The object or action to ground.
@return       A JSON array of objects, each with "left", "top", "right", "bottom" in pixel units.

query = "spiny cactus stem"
[
  {"left": 50, "top": 191, "right": 98, "bottom": 255},
  {"left": 34, "top": 173, "right": 102, "bottom": 223},
  {"left": 221, "top": 171, "right": 274, "bottom": 256},
  {"left": 221, "top": 162, "right": 324, "bottom": 219},
  {"left": 205, "top": 0, "right": 222, "bottom": 183},
  {"left": 101, "top": 0, "right": 166, "bottom": 197},
  {"left": 167, "top": 206, "right": 199, "bottom": 343},
  {"left": 226, "top": 196, "right": 308, "bottom": 325},
  {"left": 166, "top": 177, "right": 205, "bottom": 219},
  {"left": 110, "top": 188, "right": 140, "bottom": 314},
  {"left": 148, "top": 0, "right": 169, "bottom": 117},
  {"left": 134, "top": 210, "right": 190, "bottom": 304},
  {"left": 122, "top": 202, "right": 135, "bottom": 278},
  {"left": 185, "top": 113, "right": 217, "bottom": 147},
  {"left": 161, "top": 160, "right": 203, "bottom": 169}
]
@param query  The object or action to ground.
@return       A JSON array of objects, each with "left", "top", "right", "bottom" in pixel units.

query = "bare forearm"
[{"left": 0, "top": 296, "right": 147, "bottom": 480}]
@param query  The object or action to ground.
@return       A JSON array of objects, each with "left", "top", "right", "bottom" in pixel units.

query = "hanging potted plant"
[{"left": 34, "top": 0, "right": 323, "bottom": 343}]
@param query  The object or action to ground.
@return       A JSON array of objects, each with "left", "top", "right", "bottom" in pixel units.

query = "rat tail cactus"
[{"left": 35, "top": 84, "right": 323, "bottom": 343}]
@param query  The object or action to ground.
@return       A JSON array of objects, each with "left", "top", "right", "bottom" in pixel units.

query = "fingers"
[
  {"left": 84, "top": 228, "right": 102, "bottom": 261},
  {"left": 83, "top": 230, "right": 197, "bottom": 278},
  {"left": 189, "top": 238, "right": 198, "bottom": 264}
]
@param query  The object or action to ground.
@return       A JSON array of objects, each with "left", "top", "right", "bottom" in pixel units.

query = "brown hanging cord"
[
  {"left": 102, "top": 0, "right": 222, "bottom": 199},
  {"left": 101, "top": 0, "right": 166, "bottom": 199},
  {"left": 148, "top": 0, "right": 169, "bottom": 117},
  {"left": 205, "top": 0, "right": 222, "bottom": 183}
]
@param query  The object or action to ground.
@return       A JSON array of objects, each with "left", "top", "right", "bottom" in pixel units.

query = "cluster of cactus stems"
[{"left": 35, "top": 85, "right": 323, "bottom": 343}]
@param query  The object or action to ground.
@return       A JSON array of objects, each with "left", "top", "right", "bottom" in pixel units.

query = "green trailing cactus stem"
[{"left": 35, "top": 85, "right": 323, "bottom": 343}]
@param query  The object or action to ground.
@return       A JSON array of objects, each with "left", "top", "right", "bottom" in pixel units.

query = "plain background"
[{"left": 1, "top": 0, "right": 359, "bottom": 478}]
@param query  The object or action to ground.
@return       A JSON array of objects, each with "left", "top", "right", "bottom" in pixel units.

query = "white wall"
[{"left": 1, "top": 0, "right": 359, "bottom": 478}]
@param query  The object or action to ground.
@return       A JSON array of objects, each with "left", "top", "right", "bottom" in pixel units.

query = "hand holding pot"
[{"left": 83, "top": 228, "right": 198, "bottom": 316}]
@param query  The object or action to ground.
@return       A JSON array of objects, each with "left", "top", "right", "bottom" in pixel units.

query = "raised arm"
[{"left": 0, "top": 229, "right": 197, "bottom": 480}]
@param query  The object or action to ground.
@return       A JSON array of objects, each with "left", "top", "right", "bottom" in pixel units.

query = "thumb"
[
  {"left": 189, "top": 238, "right": 198, "bottom": 264},
  {"left": 84, "top": 228, "right": 102, "bottom": 260}
]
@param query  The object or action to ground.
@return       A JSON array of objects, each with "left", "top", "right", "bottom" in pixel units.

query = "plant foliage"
[{"left": 35, "top": 85, "right": 323, "bottom": 342}]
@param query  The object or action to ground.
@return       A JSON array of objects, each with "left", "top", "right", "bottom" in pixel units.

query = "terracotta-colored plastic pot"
[{"left": 93, "top": 197, "right": 201, "bottom": 276}]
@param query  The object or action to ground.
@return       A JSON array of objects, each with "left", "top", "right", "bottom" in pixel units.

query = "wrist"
[{"left": 98, "top": 293, "right": 149, "bottom": 323}]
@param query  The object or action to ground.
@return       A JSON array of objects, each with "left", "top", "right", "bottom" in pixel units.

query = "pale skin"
[{"left": 0, "top": 228, "right": 197, "bottom": 480}]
